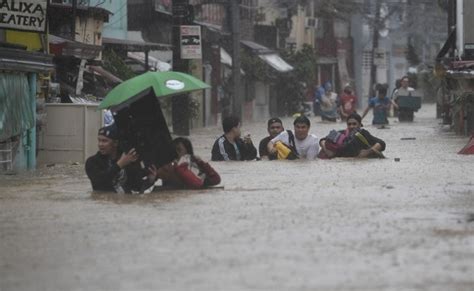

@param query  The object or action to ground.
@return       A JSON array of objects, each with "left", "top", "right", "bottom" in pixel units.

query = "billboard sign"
[
  {"left": 0, "top": 0, "right": 48, "bottom": 33},
  {"left": 180, "top": 25, "right": 202, "bottom": 59}
]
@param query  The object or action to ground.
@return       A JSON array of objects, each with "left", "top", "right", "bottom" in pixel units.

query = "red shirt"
[{"left": 339, "top": 93, "right": 358, "bottom": 115}]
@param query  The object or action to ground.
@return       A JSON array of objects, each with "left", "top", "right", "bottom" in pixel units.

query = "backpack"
[
  {"left": 276, "top": 130, "right": 299, "bottom": 160},
  {"left": 317, "top": 129, "right": 350, "bottom": 159}
]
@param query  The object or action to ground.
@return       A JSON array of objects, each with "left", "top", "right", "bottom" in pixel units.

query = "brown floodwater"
[{"left": 1, "top": 104, "right": 473, "bottom": 291}]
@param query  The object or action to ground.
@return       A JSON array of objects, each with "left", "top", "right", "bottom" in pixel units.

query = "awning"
[
  {"left": 241, "top": 40, "right": 273, "bottom": 54},
  {"left": 127, "top": 52, "right": 171, "bottom": 72},
  {"left": 258, "top": 54, "right": 294, "bottom": 73},
  {"left": 220, "top": 48, "right": 245, "bottom": 74},
  {"left": 49, "top": 35, "right": 101, "bottom": 60},
  {"left": 195, "top": 20, "right": 230, "bottom": 35},
  {"left": 0, "top": 47, "right": 54, "bottom": 73},
  {"left": 220, "top": 48, "right": 232, "bottom": 67},
  {"left": 241, "top": 40, "right": 293, "bottom": 73},
  {"left": 103, "top": 37, "right": 172, "bottom": 52}
]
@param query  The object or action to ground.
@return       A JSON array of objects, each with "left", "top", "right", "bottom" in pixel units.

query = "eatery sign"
[{"left": 0, "top": 0, "right": 48, "bottom": 33}]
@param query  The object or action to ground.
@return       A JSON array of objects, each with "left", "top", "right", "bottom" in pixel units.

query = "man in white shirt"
[{"left": 267, "top": 115, "right": 319, "bottom": 160}]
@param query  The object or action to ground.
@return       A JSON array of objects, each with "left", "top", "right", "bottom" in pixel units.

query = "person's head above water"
[
  {"left": 323, "top": 81, "right": 332, "bottom": 92},
  {"left": 267, "top": 117, "right": 284, "bottom": 138},
  {"left": 222, "top": 115, "right": 242, "bottom": 140},
  {"left": 293, "top": 115, "right": 311, "bottom": 140},
  {"left": 97, "top": 124, "right": 119, "bottom": 156},
  {"left": 173, "top": 137, "right": 194, "bottom": 158},
  {"left": 346, "top": 112, "right": 363, "bottom": 131}
]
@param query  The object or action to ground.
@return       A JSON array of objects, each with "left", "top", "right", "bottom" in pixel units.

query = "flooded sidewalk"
[{"left": 1, "top": 104, "right": 473, "bottom": 291}]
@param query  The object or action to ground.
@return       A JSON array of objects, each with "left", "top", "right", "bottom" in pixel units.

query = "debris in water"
[
  {"left": 401, "top": 137, "right": 416, "bottom": 140},
  {"left": 467, "top": 213, "right": 474, "bottom": 223},
  {"left": 394, "top": 158, "right": 400, "bottom": 162}
]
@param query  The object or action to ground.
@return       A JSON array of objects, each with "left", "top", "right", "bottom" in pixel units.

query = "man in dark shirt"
[
  {"left": 258, "top": 117, "right": 284, "bottom": 160},
  {"left": 211, "top": 115, "right": 257, "bottom": 161},
  {"left": 319, "top": 113, "right": 385, "bottom": 159},
  {"left": 85, "top": 125, "right": 157, "bottom": 193}
]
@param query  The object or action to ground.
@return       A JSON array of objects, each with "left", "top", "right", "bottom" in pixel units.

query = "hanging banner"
[
  {"left": 180, "top": 25, "right": 202, "bottom": 60},
  {"left": 0, "top": 0, "right": 48, "bottom": 33}
]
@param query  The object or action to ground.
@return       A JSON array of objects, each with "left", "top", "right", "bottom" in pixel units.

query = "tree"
[{"left": 275, "top": 45, "right": 318, "bottom": 116}]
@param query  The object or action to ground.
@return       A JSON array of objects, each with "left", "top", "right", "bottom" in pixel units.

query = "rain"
[{"left": 1, "top": 1, "right": 473, "bottom": 290}]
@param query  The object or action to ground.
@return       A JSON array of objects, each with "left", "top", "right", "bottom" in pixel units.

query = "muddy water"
[{"left": 1, "top": 104, "right": 473, "bottom": 291}]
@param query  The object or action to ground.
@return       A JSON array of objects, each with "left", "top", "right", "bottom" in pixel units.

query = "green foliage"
[
  {"left": 187, "top": 97, "right": 201, "bottom": 120},
  {"left": 280, "top": 44, "right": 318, "bottom": 85},
  {"left": 103, "top": 49, "right": 136, "bottom": 81},
  {"left": 159, "top": 96, "right": 200, "bottom": 121},
  {"left": 240, "top": 49, "right": 272, "bottom": 82},
  {"left": 416, "top": 71, "right": 439, "bottom": 102},
  {"left": 274, "top": 45, "right": 318, "bottom": 115}
]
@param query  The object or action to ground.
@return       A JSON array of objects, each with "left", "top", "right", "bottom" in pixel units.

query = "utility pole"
[
  {"left": 230, "top": 0, "right": 242, "bottom": 119},
  {"left": 71, "top": 0, "right": 77, "bottom": 41},
  {"left": 172, "top": 0, "right": 191, "bottom": 135},
  {"left": 369, "top": 0, "right": 381, "bottom": 99},
  {"left": 448, "top": 0, "right": 456, "bottom": 59}
]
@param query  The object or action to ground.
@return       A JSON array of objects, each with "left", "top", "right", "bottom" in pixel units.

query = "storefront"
[{"left": 0, "top": 46, "right": 53, "bottom": 171}]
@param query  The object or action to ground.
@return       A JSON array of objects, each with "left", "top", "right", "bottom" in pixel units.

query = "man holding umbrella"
[
  {"left": 92, "top": 71, "right": 211, "bottom": 192},
  {"left": 85, "top": 124, "right": 158, "bottom": 193}
]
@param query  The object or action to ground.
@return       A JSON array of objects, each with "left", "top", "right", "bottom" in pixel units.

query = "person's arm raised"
[{"left": 116, "top": 148, "right": 138, "bottom": 168}]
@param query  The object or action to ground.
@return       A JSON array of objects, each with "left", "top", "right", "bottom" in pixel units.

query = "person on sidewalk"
[
  {"left": 267, "top": 115, "right": 319, "bottom": 160},
  {"left": 258, "top": 117, "right": 284, "bottom": 160},
  {"left": 85, "top": 125, "right": 158, "bottom": 193},
  {"left": 211, "top": 115, "right": 257, "bottom": 161}
]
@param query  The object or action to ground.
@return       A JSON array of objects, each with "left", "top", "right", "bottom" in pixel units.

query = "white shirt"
[
  {"left": 271, "top": 130, "right": 320, "bottom": 160},
  {"left": 393, "top": 87, "right": 415, "bottom": 99}
]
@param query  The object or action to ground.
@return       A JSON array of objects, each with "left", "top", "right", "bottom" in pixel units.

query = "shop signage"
[
  {"left": 0, "top": 0, "right": 48, "bottom": 32},
  {"left": 373, "top": 48, "right": 386, "bottom": 66},
  {"left": 180, "top": 25, "right": 202, "bottom": 59}
]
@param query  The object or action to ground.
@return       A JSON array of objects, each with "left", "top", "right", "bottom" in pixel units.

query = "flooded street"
[{"left": 1, "top": 104, "right": 473, "bottom": 291}]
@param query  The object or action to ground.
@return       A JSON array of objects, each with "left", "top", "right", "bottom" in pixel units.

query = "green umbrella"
[{"left": 98, "top": 71, "right": 210, "bottom": 110}]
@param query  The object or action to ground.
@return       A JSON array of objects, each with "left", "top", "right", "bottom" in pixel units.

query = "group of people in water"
[
  {"left": 86, "top": 107, "right": 386, "bottom": 194},
  {"left": 314, "top": 76, "right": 414, "bottom": 126},
  {"left": 84, "top": 76, "right": 421, "bottom": 193},
  {"left": 85, "top": 126, "right": 221, "bottom": 194},
  {"left": 211, "top": 113, "right": 385, "bottom": 162}
]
